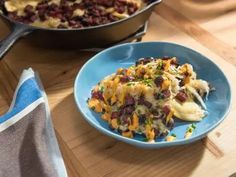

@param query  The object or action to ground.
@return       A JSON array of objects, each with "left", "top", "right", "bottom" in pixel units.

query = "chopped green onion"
[
  {"left": 191, "top": 123, "right": 196, "bottom": 129},
  {"left": 127, "top": 83, "right": 132, "bottom": 86},
  {"left": 145, "top": 118, "right": 153, "bottom": 125},
  {"left": 127, "top": 82, "right": 135, "bottom": 86},
  {"left": 130, "top": 65, "right": 135, "bottom": 69},
  {"left": 142, "top": 79, "right": 153, "bottom": 87},
  {"left": 86, "top": 98, "right": 90, "bottom": 103},
  {"left": 117, "top": 119, "right": 121, "bottom": 125},
  {"left": 156, "top": 61, "right": 163, "bottom": 70},
  {"left": 99, "top": 86, "right": 104, "bottom": 92},
  {"left": 171, "top": 133, "right": 177, "bottom": 137},
  {"left": 186, "top": 124, "right": 196, "bottom": 134},
  {"left": 137, "top": 109, "right": 141, "bottom": 114},
  {"left": 188, "top": 128, "right": 193, "bottom": 133}
]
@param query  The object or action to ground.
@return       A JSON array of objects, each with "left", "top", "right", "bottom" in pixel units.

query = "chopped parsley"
[
  {"left": 117, "top": 119, "right": 121, "bottom": 125},
  {"left": 145, "top": 118, "right": 153, "bottom": 125},
  {"left": 99, "top": 86, "right": 104, "bottom": 92},
  {"left": 191, "top": 123, "right": 196, "bottom": 129},
  {"left": 186, "top": 124, "right": 196, "bottom": 133},
  {"left": 171, "top": 133, "right": 176, "bottom": 137},
  {"left": 142, "top": 79, "right": 153, "bottom": 87},
  {"left": 130, "top": 65, "right": 135, "bottom": 69},
  {"left": 156, "top": 61, "right": 163, "bottom": 70},
  {"left": 137, "top": 109, "right": 141, "bottom": 114},
  {"left": 127, "top": 82, "right": 135, "bottom": 86}
]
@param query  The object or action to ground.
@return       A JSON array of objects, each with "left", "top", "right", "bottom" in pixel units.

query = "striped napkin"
[{"left": 0, "top": 68, "right": 68, "bottom": 177}]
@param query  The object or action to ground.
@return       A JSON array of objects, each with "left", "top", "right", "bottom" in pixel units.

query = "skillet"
[{"left": 0, "top": 0, "right": 162, "bottom": 59}]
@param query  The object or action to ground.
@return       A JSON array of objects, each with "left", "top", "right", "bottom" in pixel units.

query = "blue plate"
[{"left": 74, "top": 42, "right": 231, "bottom": 148}]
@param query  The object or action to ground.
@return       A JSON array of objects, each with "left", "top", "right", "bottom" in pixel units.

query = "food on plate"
[
  {"left": 166, "top": 133, "right": 176, "bottom": 142},
  {"left": 0, "top": 0, "right": 150, "bottom": 29},
  {"left": 88, "top": 57, "right": 211, "bottom": 142},
  {"left": 185, "top": 124, "right": 196, "bottom": 139}
]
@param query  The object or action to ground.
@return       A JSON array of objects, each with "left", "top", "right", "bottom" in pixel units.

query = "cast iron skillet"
[{"left": 0, "top": 0, "right": 161, "bottom": 59}]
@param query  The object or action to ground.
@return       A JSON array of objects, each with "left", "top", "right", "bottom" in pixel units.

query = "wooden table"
[{"left": 0, "top": 1, "right": 236, "bottom": 177}]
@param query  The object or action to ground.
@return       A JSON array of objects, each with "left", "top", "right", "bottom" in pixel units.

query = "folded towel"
[{"left": 0, "top": 68, "right": 68, "bottom": 177}]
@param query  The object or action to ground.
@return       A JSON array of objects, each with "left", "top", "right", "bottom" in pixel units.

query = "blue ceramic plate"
[{"left": 74, "top": 42, "right": 231, "bottom": 148}]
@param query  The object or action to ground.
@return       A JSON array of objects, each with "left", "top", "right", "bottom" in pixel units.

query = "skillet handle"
[{"left": 0, "top": 23, "right": 31, "bottom": 60}]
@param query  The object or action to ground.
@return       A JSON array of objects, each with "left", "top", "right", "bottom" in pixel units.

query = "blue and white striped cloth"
[{"left": 0, "top": 68, "right": 68, "bottom": 177}]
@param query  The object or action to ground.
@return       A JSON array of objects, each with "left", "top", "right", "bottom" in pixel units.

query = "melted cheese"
[{"left": 170, "top": 99, "right": 205, "bottom": 121}]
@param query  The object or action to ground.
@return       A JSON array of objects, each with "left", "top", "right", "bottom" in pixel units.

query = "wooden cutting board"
[{"left": 0, "top": 0, "right": 236, "bottom": 177}]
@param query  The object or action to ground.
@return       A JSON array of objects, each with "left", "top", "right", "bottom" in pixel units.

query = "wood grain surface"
[{"left": 0, "top": 0, "right": 236, "bottom": 177}]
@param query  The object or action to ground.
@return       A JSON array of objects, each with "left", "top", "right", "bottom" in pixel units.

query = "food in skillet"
[
  {"left": 87, "top": 57, "right": 212, "bottom": 142},
  {"left": 0, "top": 0, "right": 150, "bottom": 29}
]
